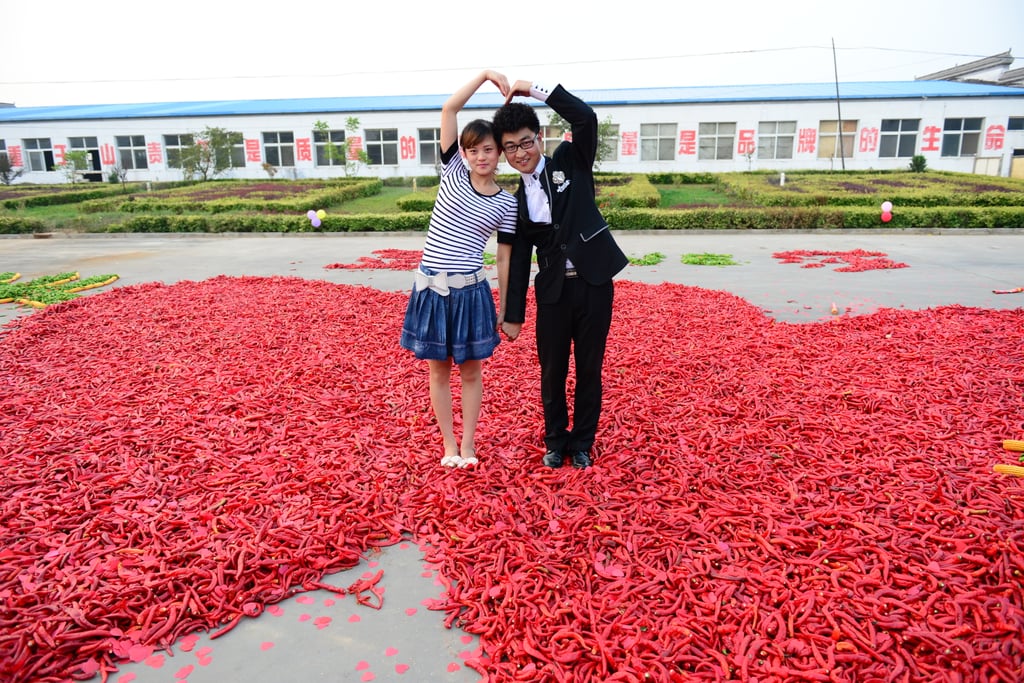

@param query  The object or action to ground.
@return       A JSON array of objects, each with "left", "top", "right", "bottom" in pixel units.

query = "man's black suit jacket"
[{"left": 500, "top": 85, "right": 628, "bottom": 324}]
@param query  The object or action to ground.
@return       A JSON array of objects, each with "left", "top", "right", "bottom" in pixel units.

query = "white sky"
[{"left": 2, "top": 0, "right": 1022, "bottom": 108}]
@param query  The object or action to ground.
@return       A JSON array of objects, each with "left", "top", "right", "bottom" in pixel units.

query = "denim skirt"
[{"left": 400, "top": 268, "right": 500, "bottom": 364}]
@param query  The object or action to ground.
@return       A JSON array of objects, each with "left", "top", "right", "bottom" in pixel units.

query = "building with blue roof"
[{"left": 1, "top": 79, "right": 1023, "bottom": 182}]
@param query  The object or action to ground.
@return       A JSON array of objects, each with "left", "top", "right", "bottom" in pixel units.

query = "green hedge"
[
  {"left": 1, "top": 185, "right": 137, "bottom": 210},
  {"left": 113, "top": 179, "right": 383, "bottom": 214},
  {"left": 110, "top": 211, "right": 432, "bottom": 233},
  {"left": 0, "top": 216, "right": 47, "bottom": 234},
  {"left": 603, "top": 206, "right": 1024, "bottom": 230}
]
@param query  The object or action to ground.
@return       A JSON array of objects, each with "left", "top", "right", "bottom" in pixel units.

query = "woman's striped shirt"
[{"left": 419, "top": 144, "right": 517, "bottom": 273}]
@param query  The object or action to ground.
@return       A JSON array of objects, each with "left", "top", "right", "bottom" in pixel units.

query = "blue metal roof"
[{"left": 1, "top": 81, "right": 1021, "bottom": 123}]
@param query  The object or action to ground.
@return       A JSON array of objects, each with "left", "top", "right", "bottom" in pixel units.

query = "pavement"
[{"left": 1, "top": 229, "right": 1023, "bottom": 683}]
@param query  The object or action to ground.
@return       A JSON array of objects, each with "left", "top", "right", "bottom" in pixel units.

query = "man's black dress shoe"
[
  {"left": 570, "top": 450, "right": 593, "bottom": 468},
  {"left": 542, "top": 450, "right": 564, "bottom": 468}
]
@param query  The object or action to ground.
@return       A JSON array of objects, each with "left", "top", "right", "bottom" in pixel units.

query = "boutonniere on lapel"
[{"left": 552, "top": 171, "right": 570, "bottom": 193}]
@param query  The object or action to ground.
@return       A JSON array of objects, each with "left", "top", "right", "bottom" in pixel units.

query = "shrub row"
[
  {"left": 1, "top": 185, "right": 137, "bottom": 210},
  {"left": 4, "top": 206, "right": 1023, "bottom": 235},
  {"left": 106, "top": 179, "right": 383, "bottom": 214},
  {"left": 603, "top": 206, "right": 1024, "bottom": 230}
]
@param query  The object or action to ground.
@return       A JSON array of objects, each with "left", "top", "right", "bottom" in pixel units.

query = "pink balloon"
[
  {"left": 881, "top": 211, "right": 893, "bottom": 223},
  {"left": 306, "top": 210, "right": 317, "bottom": 220},
  {"left": 880, "top": 201, "right": 893, "bottom": 213}
]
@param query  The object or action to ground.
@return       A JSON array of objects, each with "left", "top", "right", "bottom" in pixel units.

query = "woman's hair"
[
  {"left": 460, "top": 119, "right": 496, "bottom": 149},
  {"left": 491, "top": 103, "right": 540, "bottom": 143}
]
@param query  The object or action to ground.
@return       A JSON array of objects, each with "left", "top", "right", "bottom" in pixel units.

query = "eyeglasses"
[{"left": 502, "top": 134, "right": 539, "bottom": 154}]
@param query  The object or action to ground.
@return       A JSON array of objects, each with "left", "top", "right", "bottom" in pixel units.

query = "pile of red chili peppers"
[
  {"left": 1, "top": 276, "right": 1022, "bottom": 682},
  {"left": 324, "top": 249, "right": 423, "bottom": 270},
  {"left": 773, "top": 250, "right": 909, "bottom": 272}
]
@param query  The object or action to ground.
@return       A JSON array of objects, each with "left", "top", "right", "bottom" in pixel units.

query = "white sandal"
[
  {"left": 440, "top": 454, "right": 463, "bottom": 468},
  {"left": 458, "top": 453, "right": 478, "bottom": 467}
]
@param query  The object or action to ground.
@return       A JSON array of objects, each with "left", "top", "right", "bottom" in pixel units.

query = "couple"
[{"left": 400, "top": 70, "right": 628, "bottom": 470}]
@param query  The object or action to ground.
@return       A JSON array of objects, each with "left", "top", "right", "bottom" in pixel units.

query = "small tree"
[
  {"left": 180, "top": 127, "right": 243, "bottom": 181},
  {"left": 109, "top": 166, "right": 130, "bottom": 191},
  {"left": 342, "top": 117, "right": 369, "bottom": 177},
  {"left": 547, "top": 112, "right": 618, "bottom": 170},
  {"left": 909, "top": 155, "right": 928, "bottom": 173},
  {"left": 313, "top": 119, "right": 345, "bottom": 169},
  {"left": 54, "top": 150, "right": 91, "bottom": 184},
  {"left": 0, "top": 155, "right": 24, "bottom": 185}
]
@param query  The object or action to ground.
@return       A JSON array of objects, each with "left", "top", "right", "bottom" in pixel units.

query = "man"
[{"left": 493, "top": 80, "right": 628, "bottom": 469}]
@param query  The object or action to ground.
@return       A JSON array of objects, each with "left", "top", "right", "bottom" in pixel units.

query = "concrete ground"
[{"left": 1, "top": 229, "right": 1023, "bottom": 682}]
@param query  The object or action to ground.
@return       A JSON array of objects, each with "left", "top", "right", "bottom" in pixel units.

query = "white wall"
[{"left": 2, "top": 96, "right": 1022, "bottom": 184}]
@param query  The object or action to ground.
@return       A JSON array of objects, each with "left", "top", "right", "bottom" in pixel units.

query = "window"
[
  {"left": 226, "top": 132, "right": 245, "bottom": 168},
  {"left": 941, "top": 118, "right": 982, "bottom": 157},
  {"left": 365, "top": 128, "right": 398, "bottom": 166},
  {"left": 600, "top": 124, "right": 620, "bottom": 162},
  {"left": 698, "top": 122, "right": 736, "bottom": 160},
  {"left": 263, "top": 131, "right": 295, "bottom": 167},
  {"left": 0, "top": 139, "right": 7, "bottom": 165},
  {"left": 24, "top": 138, "right": 55, "bottom": 172},
  {"left": 69, "top": 136, "right": 98, "bottom": 150},
  {"left": 542, "top": 125, "right": 563, "bottom": 155},
  {"left": 418, "top": 128, "right": 442, "bottom": 167},
  {"left": 1009, "top": 117, "right": 1024, "bottom": 131},
  {"left": 115, "top": 135, "right": 148, "bottom": 170},
  {"left": 757, "top": 121, "right": 796, "bottom": 159},
  {"left": 879, "top": 119, "right": 919, "bottom": 158},
  {"left": 314, "top": 129, "right": 346, "bottom": 166},
  {"left": 818, "top": 120, "right": 857, "bottom": 159},
  {"left": 640, "top": 123, "right": 676, "bottom": 161},
  {"left": 164, "top": 134, "right": 194, "bottom": 169}
]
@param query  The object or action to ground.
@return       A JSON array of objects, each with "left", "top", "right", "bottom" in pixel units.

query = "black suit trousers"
[{"left": 535, "top": 276, "right": 614, "bottom": 453}]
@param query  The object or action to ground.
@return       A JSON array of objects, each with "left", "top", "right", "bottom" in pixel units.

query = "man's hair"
[
  {"left": 460, "top": 119, "right": 496, "bottom": 150},
  {"left": 492, "top": 103, "right": 540, "bottom": 143}
]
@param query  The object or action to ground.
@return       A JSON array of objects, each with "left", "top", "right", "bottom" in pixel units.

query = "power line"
[{"left": 0, "top": 46, "right": 1004, "bottom": 87}]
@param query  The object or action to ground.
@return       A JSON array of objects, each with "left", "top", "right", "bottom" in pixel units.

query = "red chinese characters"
[
  {"left": 620, "top": 131, "right": 638, "bottom": 156},
  {"left": 147, "top": 142, "right": 163, "bottom": 165},
  {"left": 920, "top": 125, "right": 942, "bottom": 152},
  {"left": 984, "top": 124, "right": 1005, "bottom": 151},
  {"left": 678, "top": 130, "right": 696, "bottom": 155},
  {"left": 347, "top": 137, "right": 364, "bottom": 160},
  {"left": 100, "top": 144, "right": 116, "bottom": 166},
  {"left": 53, "top": 144, "right": 67, "bottom": 166},
  {"left": 859, "top": 127, "right": 879, "bottom": 153},
  {"left": 7, "top": 145, "right": 23, "bottom": 167},
  {"left": 296, "top": 138, "right": 312, "bottom": 163},
  {"left": 736, "top": 129, "right": 755, "bottom": 156},
  {"left": 797, "top": 128, "right": 817, "bottom": 154},
  {"left": 245, "top": 139, "right": 262, "bottom": 163},
  {"left": 400, "top": 136, "right": 416, "bottom": 161}
]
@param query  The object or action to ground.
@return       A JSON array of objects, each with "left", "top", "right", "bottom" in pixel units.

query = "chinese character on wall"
[
  {"left": 859, "top": 127, "right": 879, "bottom": 153},
  {"left": 7, "top": 145, "right": 23, "bottom": 167},
  {"left": 920, "top": 125, "right": 942, "bottom": 152},
  {"left": 245, "top": 139, "right": 262, "bottom": 163},
  {"left": 100, "top": 144, "right": 116, "bottom": 166},
  {"left": 677, "top": 130, "right": 696, "bottom": 155},
  {"left": 147, "top": 142, "right": 163, "bottom": 165},
  {"left": 797, "top": 128, "right": 817, "bottom": 154},
  {"left": 296, "top": 138, "right": 312, "bottom": 163},
  {"left": 984, "top": 124, "right": 1005, "bottom": 151},
  {"left": 400, "top": 136, "right": 416, "bottom": 160},
  {"left": 736, "top": 129, "right": 755, "bottom": 156},
  {"left": 53, "top": 144, "right": 67, "bottom": 166},
  {"left": 347, "top": 137, "right": 364, "bottom": 161},
  {"left": 620, "top": 132, "right": 638, "bottom": 156}
]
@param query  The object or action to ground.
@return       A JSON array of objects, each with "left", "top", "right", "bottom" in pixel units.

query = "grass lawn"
[{"left": 655, "top": 184, "right": 735, "bottom": 208}]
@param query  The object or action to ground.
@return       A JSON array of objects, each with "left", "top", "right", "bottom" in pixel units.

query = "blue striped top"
[{"left": 420, "top": 145, "right": 517, "bottom": 274}]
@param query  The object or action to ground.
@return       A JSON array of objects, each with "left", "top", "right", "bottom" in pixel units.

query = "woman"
[{"left": 399, "top": 70, "right": 517, "bottom": 467}]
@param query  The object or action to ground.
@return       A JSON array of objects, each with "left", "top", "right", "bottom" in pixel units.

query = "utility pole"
[{"left": 832, "top": 38, "right": 846, "bottom": 170}]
